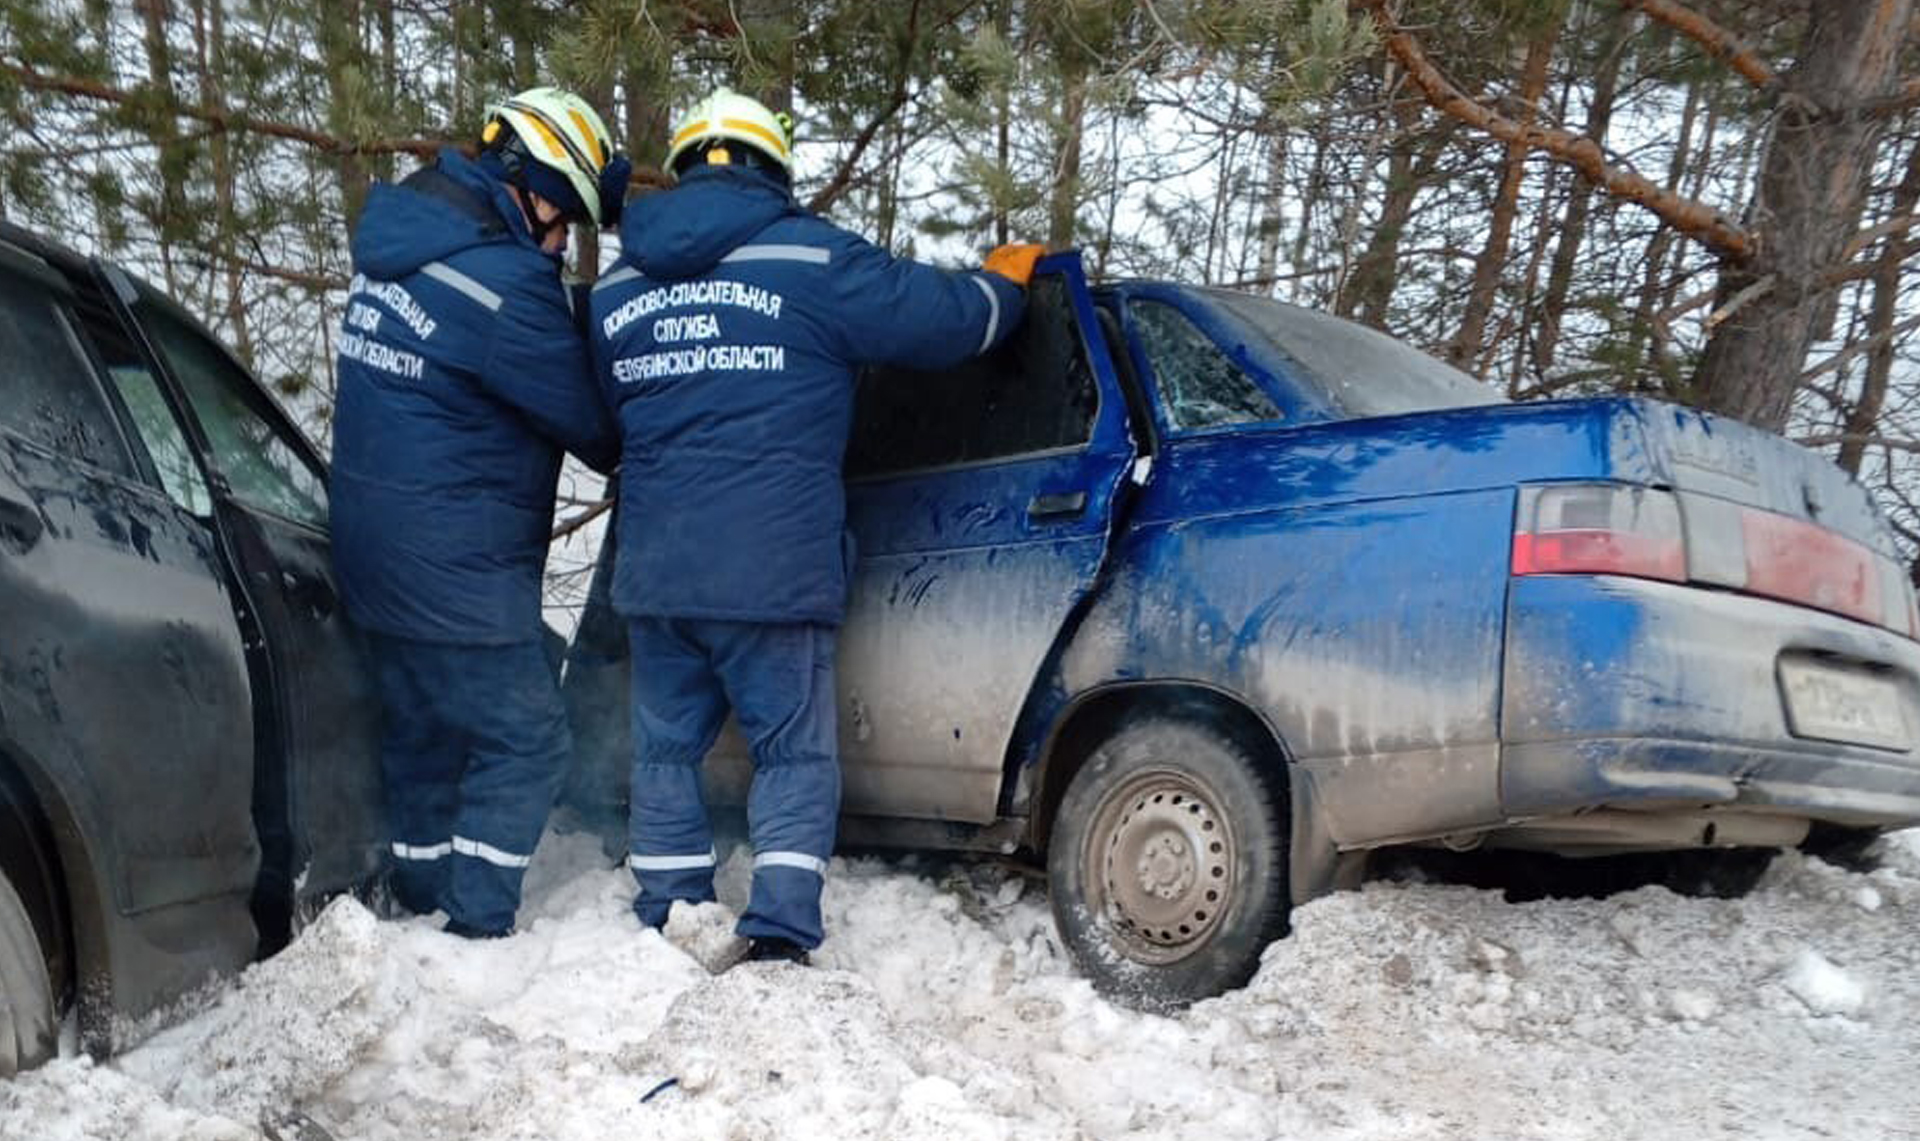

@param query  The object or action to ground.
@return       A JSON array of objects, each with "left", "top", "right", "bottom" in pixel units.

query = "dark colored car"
[
  {"left": 0, "top": 223, "right": 383, "bottom": 1074},
  {"left": 566, "top": 252, "right": 1920, "bottom": 1008}
]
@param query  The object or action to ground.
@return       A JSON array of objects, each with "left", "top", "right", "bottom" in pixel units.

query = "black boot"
[{"left": 742, "top": 937, "right": 811, "bottom": 966}]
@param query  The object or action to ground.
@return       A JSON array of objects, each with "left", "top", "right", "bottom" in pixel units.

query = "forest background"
[{"left": 4, "top": 0, "right": 1918, "bottom": 616}]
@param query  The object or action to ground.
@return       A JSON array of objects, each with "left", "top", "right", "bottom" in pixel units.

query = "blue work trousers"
[
  {"left": 369, "top": 632, "right": 570, "bottom": 933},
  {"left": 625, "top": 618, "right": 840, "bottom": 948}
]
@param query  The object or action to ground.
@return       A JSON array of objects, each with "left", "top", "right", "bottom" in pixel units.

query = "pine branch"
[
  {"left": 804, "top": 0, "right": 952, "bottom": 217},
  {"left": 2, "top": 61, "right": 445, "bottom": 159},
  {"left": 1350, "top": 0, "right": 1754, "bottom": 261},
  {"left": 1619, "top": 0, "right": 1777, "bottom": 89}
]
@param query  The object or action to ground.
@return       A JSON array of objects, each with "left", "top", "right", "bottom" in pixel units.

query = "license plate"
[{"left": 1778, "top": 659, "right": 1911, "bottom": 752}]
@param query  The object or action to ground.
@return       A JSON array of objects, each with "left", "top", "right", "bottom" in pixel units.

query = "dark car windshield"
[{"left": 1201, "top": 289, "right": 1503, "bottom": 417}]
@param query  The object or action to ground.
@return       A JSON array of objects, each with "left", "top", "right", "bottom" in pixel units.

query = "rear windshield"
[{"left": 1202, "top": 289, "right": 1503, "bottom": 417}]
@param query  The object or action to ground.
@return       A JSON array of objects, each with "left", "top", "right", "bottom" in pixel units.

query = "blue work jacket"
[
  {"left": 589, "top": 164, "right": 1026, "bottom": 625},
  {"left": 330, "top": 148, "right": 617, "bottom": 644}
]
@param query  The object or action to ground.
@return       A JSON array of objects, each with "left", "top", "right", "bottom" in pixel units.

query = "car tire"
[
  {"left": 0, "top": 869, "right": 56, "bottom": 1076},
  {"left": 1047, "top": 715, "right": 1290, "bottom": 1010}
]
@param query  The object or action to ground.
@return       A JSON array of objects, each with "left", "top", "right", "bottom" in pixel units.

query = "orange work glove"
[{"left": 983, "top": 242, "right": 1046, "bottom": 286}]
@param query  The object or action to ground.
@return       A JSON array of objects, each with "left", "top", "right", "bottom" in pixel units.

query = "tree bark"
[
  {"left": 1533, "top": 8, "right": 1629, "bottom": 374},
  {"left": 1446, "top": 24, "right": 1557, "bottom": 373},
  {"left": 1837, "top": 136, "right": 1920, "bottom": 474},
  {"left": 1348, "top": 103, "right": 1456, "bottom": 328},
  {"left": 1692, "top": 0, "right": 1915, "bottom": 431},
  {"left": 1049, "top": 61, "right": 1088, "bottom": 249},
  {"left": 138, "top": 0, "right": 184, "bottom": 295},
  {"left": 191, "top": 0, "right": 252, "bottom": 369},
  {"left": 318, "top": 0, "right": 373, "bottom": 228}
]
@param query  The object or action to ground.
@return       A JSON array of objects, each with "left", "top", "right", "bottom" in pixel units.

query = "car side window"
[
  {"left": 1128, "top": 298, "right": 1281, "bottom": 431},
  {"left": 0, "top": 269, "right": 135, "bottom": 476},
  {"left": 59, "top": 287, "right": 216, "bottom": 515},
  {"left": 847, "top": 274, "right": 1099, "bottom": 477},
  {"left": 142, "top": 307, "right": 328, "bottom": 528}
]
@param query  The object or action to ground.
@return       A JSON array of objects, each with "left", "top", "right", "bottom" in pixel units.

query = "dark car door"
[
  {"left": 833, "top": 253, "right": 1136, "bottom": 822},
  {"left": 0, "top": 244, "right": 260, "bottom": 994},
  {"left": 96, "top": 266, "right": 384, "bottom": 946}
]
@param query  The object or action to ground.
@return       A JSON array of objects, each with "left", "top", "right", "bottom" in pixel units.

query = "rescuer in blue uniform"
[
  {"left": 331, "top": 87, "right": 632, "bottom": 938},
  {"left": 589, "top": 86, "right": 1045, "bottom": 963}
]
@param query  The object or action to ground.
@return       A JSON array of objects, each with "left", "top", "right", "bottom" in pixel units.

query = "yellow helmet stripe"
[
  {"left": 671, "top": 120, "right": 712, "bottom": 149},
  {"left": 504, "top": 99, "right": 598, "bottom": 181},
  {"left": 519, "top": 113, "right": 570, "bottom": 162},
  {"left": 567, "top": 108, "right": 609, "bottom": 166},
  {"left": 720, "top": 117, "right": 789, "bottom": 158}
]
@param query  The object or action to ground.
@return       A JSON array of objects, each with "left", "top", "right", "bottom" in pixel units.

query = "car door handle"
[
  {"left": 0, "top": 490, "right": 44, "bottom": 551},
  {"left": 1028, "top": 490, "right": 1089, "bottom": 521}
]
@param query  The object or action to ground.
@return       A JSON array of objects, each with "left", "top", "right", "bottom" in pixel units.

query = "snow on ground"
[{"left": 6, "top": 829, "right": 1920, "bottom": 1141}]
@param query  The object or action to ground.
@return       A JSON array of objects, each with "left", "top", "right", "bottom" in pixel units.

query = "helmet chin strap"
[{"left": 512, "top": 184, "right": 571, "bottom": 247}]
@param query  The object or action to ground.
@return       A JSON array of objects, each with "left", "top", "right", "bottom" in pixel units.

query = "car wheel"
[
  {"left": 0, "top": 869, "right": 56, "bottom": 1076},
  {"left": 1047, "top": 716, "right": 1290, "bottom": 1009}
]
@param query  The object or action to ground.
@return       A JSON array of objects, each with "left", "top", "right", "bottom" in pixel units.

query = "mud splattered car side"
[{"left": 564, "top": 253, "right": 1920, "bottom": 1008}]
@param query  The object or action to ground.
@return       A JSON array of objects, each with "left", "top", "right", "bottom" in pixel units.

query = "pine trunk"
[
  {"left": 1446, "top": 24, "right": 1557, "bottom": 373},
  {"left": 319, "top": 0, "right": 371, "bottom": 229},
  {"left": 138, "top": 0, "right": 183, "bottom": 296},
  {"left": 1533, "top": 9, "right": 1628, "bottom": 375},
  {"left": 192, "top": 0, "right": 252, "bottom": 368},
  {"left": 1691, "top": 0, "right": 1914, "bottom": 431},
  {"left": 1837, "top": 137, "right": 1920, "bottom": 474},
  {"left": 1049, "top": 63, "right": 1087, "bottom": 249}
]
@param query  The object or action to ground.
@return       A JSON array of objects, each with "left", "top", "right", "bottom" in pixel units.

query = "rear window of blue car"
[{"left": 1202, "top": 290, "right": 1502, "bottom": 417}]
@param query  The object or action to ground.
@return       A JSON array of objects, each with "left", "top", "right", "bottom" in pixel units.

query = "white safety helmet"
[
  {"left": 481, "top": 86, "right": 622, "bottom": 225},
  {"left": 665, "top": 86, "right": 795, "bottom": 179}
]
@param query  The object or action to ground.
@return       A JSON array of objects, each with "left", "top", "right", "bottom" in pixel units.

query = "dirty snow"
[{"left": 5, "top": 829, "right": 1920, "bottom": 1141}]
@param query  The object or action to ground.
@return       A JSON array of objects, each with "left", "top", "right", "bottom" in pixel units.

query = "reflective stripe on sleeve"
[
  {"left": 451, "top": 835, "right": 533, "bottom": 869},
  {"left": 421, "top": 261, "right": 503, "bottom": 312},
  {"left": 753, "top": 851, "right": 828, "bottom": 876},
  {"left": 971, "top": 275, "right": 1001, "bottom": 354},
  {"left": 594, "top": 264, "right": 642, "bottom": 291},
  {"left": 721, "top": 244, "right": 830, "bottom": 266},
  {"left": 627, "top": 849, "right": 719, "bottom": 872},
  {"left": 391, "top": 841, "right": 452, "bottom": 861}
]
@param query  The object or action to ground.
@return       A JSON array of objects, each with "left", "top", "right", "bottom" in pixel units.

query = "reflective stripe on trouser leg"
[
  {"left": 627, "top": 847, "right": 720, "bottom": 928},
  {"left": 713, "top": 621, "right": 840, "bottom": 949},
  {"left": 626, "top": 618, "right": 731, "bottom": 928},
  {"left": 440, "top": 639, "right": 572, "bottom": 934},
  {"left": 369, "top": 632, "right": 462, "bottom": 916},
  {"left": 738, "top": 753, "right": 840, "bottom": 947}
]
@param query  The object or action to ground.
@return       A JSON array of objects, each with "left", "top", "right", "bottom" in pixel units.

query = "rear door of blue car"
[{"left": 838, "top": 253, "right": 1136, "bottom": 822}]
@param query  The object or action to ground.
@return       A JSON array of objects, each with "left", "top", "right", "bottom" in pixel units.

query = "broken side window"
[{"left": 1128, "top": 298, "right": 1281, "bottom": 432}]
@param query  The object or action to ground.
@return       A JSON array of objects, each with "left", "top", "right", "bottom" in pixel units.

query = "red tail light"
[
  {"left": 1513, "top": 482, "right": 1918, "bottom": 639},
  {"left": 1739, "top": 509, "right": 1878, "bottom": 626},
  {"left": 1511, "top": 485, "right": 1685, "bottom": 582}
]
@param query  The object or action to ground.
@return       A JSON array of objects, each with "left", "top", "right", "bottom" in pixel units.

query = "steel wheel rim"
[{"left": 1085, "top": 767, "right": 1236, "bottom": 964}]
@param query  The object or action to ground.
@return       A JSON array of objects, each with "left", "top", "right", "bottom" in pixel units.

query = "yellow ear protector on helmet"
[
  {"left": 481, "top": 87, "right": 623, "bottom": 226},
  {"left": 666, "top": 87, "right": 796, "bottom": 181}
]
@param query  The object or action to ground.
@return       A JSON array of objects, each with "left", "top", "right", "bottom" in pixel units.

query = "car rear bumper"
[{"left": 1501, "top": 574, "right": 1920, "bottom": 829}]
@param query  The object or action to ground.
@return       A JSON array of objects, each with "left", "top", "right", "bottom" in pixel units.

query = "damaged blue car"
[{"left": 565, "top": 251, "right": 1920, "bottom": 1007}]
